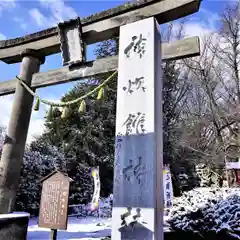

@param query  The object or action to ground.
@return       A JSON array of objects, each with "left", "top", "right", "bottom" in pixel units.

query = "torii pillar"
[{"left": 0, "top": 49, "right": 45, "bottom": 213}]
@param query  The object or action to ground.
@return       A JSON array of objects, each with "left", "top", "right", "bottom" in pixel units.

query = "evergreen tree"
[
  {"left": 15, "top": 145, "right": 65, "bottom": 215},
  {"left": 32, "top": 38, "right": 118, "bottom": 198}
]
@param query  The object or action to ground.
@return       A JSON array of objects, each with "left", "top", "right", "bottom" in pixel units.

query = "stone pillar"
[
  {"left": 112, "top": 17, "right": 164, "bottom": 240},
  {"left": 0, "top": 49, "right": 45, "bottom": 214}
]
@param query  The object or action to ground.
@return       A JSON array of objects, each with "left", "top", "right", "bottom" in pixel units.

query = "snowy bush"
[
  {"left": 0, "top": 129, "right": 70, "bottom": 215},
  {"left": 15, "top": 142, "right": 94, "bottom": 215},
  {"left": 15, "top": 146, "right": 66, "bottom": 215},
  {"left": 167, "top": 188, "right": 240, "bottom": 238}
]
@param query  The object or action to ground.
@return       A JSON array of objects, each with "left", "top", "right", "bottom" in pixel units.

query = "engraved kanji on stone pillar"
[{"left": 112, "top": 17, "right": 164, "bottom": 240}]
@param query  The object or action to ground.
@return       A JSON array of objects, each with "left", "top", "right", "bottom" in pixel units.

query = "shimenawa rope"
[{"left": 16, "top": 70, "right": 118, "bottom": 107}]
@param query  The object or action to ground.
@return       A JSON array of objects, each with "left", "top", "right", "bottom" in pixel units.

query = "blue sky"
[{"left": 0, "top": 0, "right": 233, "bottom": 142}]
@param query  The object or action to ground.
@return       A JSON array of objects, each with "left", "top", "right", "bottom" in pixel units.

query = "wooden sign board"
[
  {"left": 38, "top": 171, "right": 73, "bottom": 230},
  {"left": 58, "top": 17, "right": 86, "bottom": 67}
]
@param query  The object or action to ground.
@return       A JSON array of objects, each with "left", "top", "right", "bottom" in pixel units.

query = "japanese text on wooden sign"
[{"left": 38, "top": 171, "right": 71, "bottom": 230}]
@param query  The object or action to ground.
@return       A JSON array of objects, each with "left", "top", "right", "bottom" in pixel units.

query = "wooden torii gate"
[{"left": 0, "top": 0, "right": 201, "bottom": 239}]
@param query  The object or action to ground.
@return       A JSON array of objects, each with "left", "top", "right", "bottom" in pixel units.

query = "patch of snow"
[
  {"left": 0, "top": 212, "right": 30, "bottom": 219},
  {"left": 27, "top": 216, "right": 111, "bottom": 239}
]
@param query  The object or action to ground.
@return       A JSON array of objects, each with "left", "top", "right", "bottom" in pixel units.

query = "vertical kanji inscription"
[{"left": 38, "top": 171, "right": 72, "bottom": 230}]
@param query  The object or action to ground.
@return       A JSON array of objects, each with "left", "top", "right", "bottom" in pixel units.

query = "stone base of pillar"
[{"left": 0, "top": 212, "right": 30, "bottom": 240}]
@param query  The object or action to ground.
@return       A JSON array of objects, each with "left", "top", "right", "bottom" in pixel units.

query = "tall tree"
[
  {"left": 179, "top": 1, "right": 240, "bottom": 184},
  {"left": 32, "top": 38, "right": 118, "bottom": 198}
]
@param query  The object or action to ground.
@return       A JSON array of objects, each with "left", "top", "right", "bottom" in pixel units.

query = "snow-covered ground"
[
  {"left": 27, "top": 196, "right": 113, "bottom": 239},
  {"left": 27, "top": 217, "right": 111, "bottom": 240},
  {"left": 27, "top": 188, "right": 240, "bottom": 239}
]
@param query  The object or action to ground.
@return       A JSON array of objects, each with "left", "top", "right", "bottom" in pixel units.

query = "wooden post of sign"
[
  {"left": 51, "top": 229, "right": 57, "bottom": 240},
  {"left": 112, "top": 17, "right": 164, "bottom": 239},
  {"left": 0, "top": 49, "right": 45, "bottom": 213}
]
